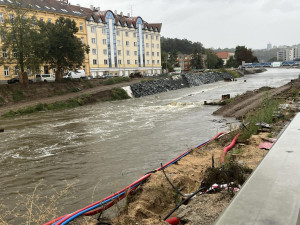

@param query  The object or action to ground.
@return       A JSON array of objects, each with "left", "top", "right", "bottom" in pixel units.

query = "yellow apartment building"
[
  {"left": 86, "top": 7, "right": 162, "bottom": 77},
  {"left": 0, "top": 0, "right": 162, "bottom": 82},
  {"left": 0, "top": 0, "right": 90, "bottom": 82}
]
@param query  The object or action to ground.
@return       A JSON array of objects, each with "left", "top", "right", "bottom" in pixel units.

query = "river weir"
[{"left": 0, "top": 68, "right": 299, "bottom": 223}]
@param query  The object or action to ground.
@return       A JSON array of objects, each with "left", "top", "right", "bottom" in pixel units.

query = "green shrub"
[
  {"left": 111, "top": 88, "right": 130, "bottom": 100},
  {"left": 35, "top": 103, "right": 46, "bottom": 111},
  {"left": 13, "top": 90, "right": 25, "bottom": 102}
]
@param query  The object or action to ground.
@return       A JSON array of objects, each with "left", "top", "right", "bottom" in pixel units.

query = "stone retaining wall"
[{"left": 130, "top": 72, "right": 233, "bottom": 98}]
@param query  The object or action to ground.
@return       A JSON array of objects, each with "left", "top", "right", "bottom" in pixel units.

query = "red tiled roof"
[{"left": 216, "top": 52, "right": 230, "bottom": 59}]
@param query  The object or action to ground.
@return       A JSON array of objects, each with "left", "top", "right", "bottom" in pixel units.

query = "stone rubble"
[{"left": 130, "top": 72, "right": 234, "bottom": 98}]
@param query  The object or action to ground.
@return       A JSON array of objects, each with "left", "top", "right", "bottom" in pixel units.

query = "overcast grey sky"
[{"left": 70, "top": 0, "right": 300, "bottom": 50}]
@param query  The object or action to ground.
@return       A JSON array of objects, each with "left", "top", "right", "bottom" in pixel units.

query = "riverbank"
[
  {"left": 0, "top": 72, "right": 235, "bottom": 117},
  {"left": 0, "top": 78, "right": 141, "bottom": 116},
  {"left": 49, "top": 77, "right": 300, "bottom": 225}
]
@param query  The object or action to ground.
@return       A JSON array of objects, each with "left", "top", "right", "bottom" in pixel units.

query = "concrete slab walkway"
[{"left": 215, "top": 113, "right": 300, "bottom": 225}]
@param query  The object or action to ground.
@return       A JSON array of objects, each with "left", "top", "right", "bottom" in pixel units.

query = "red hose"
[
  {"left": 166, "top": 217, "right": 180, "bottom": 225},
  {"left": 220, "top": 134, "right": 240, "bottom": 164}
]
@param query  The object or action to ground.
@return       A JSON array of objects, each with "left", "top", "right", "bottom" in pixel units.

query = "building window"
[
  {"left": 13, "top": 51, "right": 17, "bottom": 58},
  {"left": 146, "top": 34, "right": 148, "bottom": 39},
  {"left": 157, "top": 52, "right": 160, "bottom": 56},
  {"left": 83, "top": 66, "right": 86, "bottom": 72},
  {"left": 152, "top": 60, "right": 155, "bottom": 64},
  {"left": 146, "top": 43, "right": 149, "bottom": 48},
  {"left": 92, "top": 49, "right": 97, "bottom": 55},
  {"left": 134, "top": 42, "right": 137, "bottom": 46},
  {"left": 102, "top": 39, "right": 107, "bottom": 45},
  {"left": 157, "top": 60, "right": 160, "bottom": 64},
  {"left": 91, "top": 26, "right": 96, "bottom": 33},
  {"left": 152, "top": 52, "right": 154, "bottom": 56},
  {"left": 147, "top": 60, "right": 150, "bottom": 64},
  {"left": 15, "top": 66, "right": 19, "bottom": 75},
  {"left": 118, "top": 50, "right": 121, "bottom": 56},
  {"left": 157, "top": 44, "right": 159, "bottom": 48},
  {"left": 81, "top": 37, "right": 84, "bottom": 44},
  {"left": 103, "top": 49, "right": 107, "bottom": 55},
  {"left": 126, "top": 41, "right": 130, "bottom": 46},
  {"left": 102, "top": 28, "right": 106, "bottom": 34},
  {"left": 151, "top": 35, "right": 154, "bottom": 40},
  {"left": 40, "top": 17, "right": 44, "bottom": 21},
  {"left": 48, "top": 18, "right": 52, "bottom": 23},
  {"left": 117, "top": 40, "right": 121, "bottom": 46},
  {"left": 133, "top": 32, "right": 137, "bottom": 38},
  {"left": 116, "top": 30, "right": 120, "bottom": 36},
  {"left": 156, "top": 35, "right": 159, "bottom": 40},
  {"left": 91, "top": 38, "right": 96, "bottom": 44},
  {"left": 151, "top": 44, "right": 154, "bottom": 48},
  {"left": 126, "top": 50, "right": 130, "bottom": 56},
  {"left": 4, "top": 66, "right": 9, "bottom": 76},
  {"left": 10, "top": 14, "right": 14, "bottom": 21},
  {"left": 135, "top": 60, "right": 138, "bottom": 65},
  {"left": 118, "top": 59, "right": 122, "bottom": 64},
  {"left": 125, "top": 32, "right": 129, "bottom": 37},
  {"left": 0, "top": 13, "right": 3, "bottom": 23},
  {"left": 146, "top": 52, "right": 149, "bottom": 56},
  {"left": 2, "top": 49, "right": 7, "bottom": 58},
  {"left": 79, "top": 23, "right": 83, "bottom": 31},
  {"left": 104, "top": 59, "right": 108, "bottom": 65},
  {"left": 127, "top": 60, "right": 130, "bottom": 64},
  {"left": 93, "top": 59, "right": 97, "bottom": 65},
  {"left": 134, "top": 51, "right": 137, "bottom": 56}
]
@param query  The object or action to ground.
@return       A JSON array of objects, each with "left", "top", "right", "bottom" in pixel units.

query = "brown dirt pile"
[
  {"left": 213, "top": 79, "right": 300, "bottom": 119},
  {"left": 109, "top": 133, "right": 270, "bottom": 225}
]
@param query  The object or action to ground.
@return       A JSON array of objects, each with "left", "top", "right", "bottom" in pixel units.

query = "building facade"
[
  {"left": 0, "top": 0, "right": 162, "bottom": 82},
  {"left": 215, "top": 51, "right": 234, "bottom": 65},
  {"left": 86, "top": 7, "right": 162, "bottom": 77}
]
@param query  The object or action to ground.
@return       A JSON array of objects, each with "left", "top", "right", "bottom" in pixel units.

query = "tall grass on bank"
[
  {"left": 111, "top": 88, "right": 130, "bottom": 101},
  {"left": 239, "top": 94, "right": 280, "bottom": 141},
  {"left": 0, "top": 180, "right": 76, "bottom": 225}
]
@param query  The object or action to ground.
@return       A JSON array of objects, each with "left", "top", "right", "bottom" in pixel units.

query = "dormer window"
[
  {"left": 36, "top": 5, "right": 41, "bottom": 9},
  {"left": 61, "top": 9, "right": 68, "bottom": 13}
]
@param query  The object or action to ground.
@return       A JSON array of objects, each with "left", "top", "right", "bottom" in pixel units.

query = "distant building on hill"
[
  {"left": 267, "top": 43, "right": 272, "bottom": 50},
  {"left": 215, "top": 52, "right": 234, "bottom": 65}
]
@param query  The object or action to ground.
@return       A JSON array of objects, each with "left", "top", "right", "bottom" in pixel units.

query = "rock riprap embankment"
[{"left": 130, "top": 72, "right": 233, "bottom": 98}]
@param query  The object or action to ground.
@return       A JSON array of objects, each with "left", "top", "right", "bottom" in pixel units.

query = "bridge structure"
[{"left": 242, "top": 61, "right": 300, "bottom": 68}]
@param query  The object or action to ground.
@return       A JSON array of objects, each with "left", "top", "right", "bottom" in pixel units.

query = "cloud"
[{"left": 69, "top": 0, "right": 300, "bottom": 49}]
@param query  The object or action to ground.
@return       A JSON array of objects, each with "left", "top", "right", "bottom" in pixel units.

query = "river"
[{"left": 0, "top": 68, "right": 299, "bottom": 223}]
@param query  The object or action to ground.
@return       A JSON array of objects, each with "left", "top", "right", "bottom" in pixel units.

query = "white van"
[
  {"left": 63, "top": 70, "right": 86, "bottom": 79},
  {"left": 35, "top": 74, "right": 55, "bottom": 82}
]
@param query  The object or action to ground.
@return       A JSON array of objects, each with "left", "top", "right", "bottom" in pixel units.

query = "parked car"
[
  {"left": 7, "top": 77, "right": 20, "bottom": 84},
  {"left": 35, "top": 74, "right": 55, "bottom": 82},
  {"left": 63, "top": 70, "right": 85, "bottom": 79},
  {"left": 7, "top": 77, "right": 33, "bottom": 84}
]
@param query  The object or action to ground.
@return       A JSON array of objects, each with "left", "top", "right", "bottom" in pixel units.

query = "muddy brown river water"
[{"left": 0, "top": 68, "right": 299, "bottom": 223}]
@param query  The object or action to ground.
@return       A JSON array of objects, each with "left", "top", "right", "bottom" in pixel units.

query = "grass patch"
[
  {"left": 0, "top": 96, "right": 5, "bottom": 106},
  {"left": 2, "top": 97, "right": 89, "bottom": 118},
  {"left": 225, "top": 70, "right": 241, "bottom": 78},
  {"left": 239, "top": 94, "right": 281, "bottom": 142},
  {"left": 12, "top": 90, "right": 25, "bottom": 102},
  {"left": 111, "top": 88, "right": 130, "bottom": 101},
  {"left": 104, "top": 77, "right": 131, "bottom": 85},
  {"left": 83, "top": 80, "right": 94, "bottom": 88}
]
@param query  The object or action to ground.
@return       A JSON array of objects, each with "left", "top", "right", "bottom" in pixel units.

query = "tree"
[
  {"left": 225, "top": 56, "right": 238, "bottom": 68},
  {"left": 0, "top": 1, "right": 42, "bottom": 84},
  {"left": 235, "top": 46, "right": 258, "bottom": 66},
  {"left": 37, "top": 17, "right": 89, "bottom": 81},
  {"left": 205, "top": 49, "right": 223, "bottom": 69},
  {"left": 190, "top": 49, "right": 203, "bottom": 69}
]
